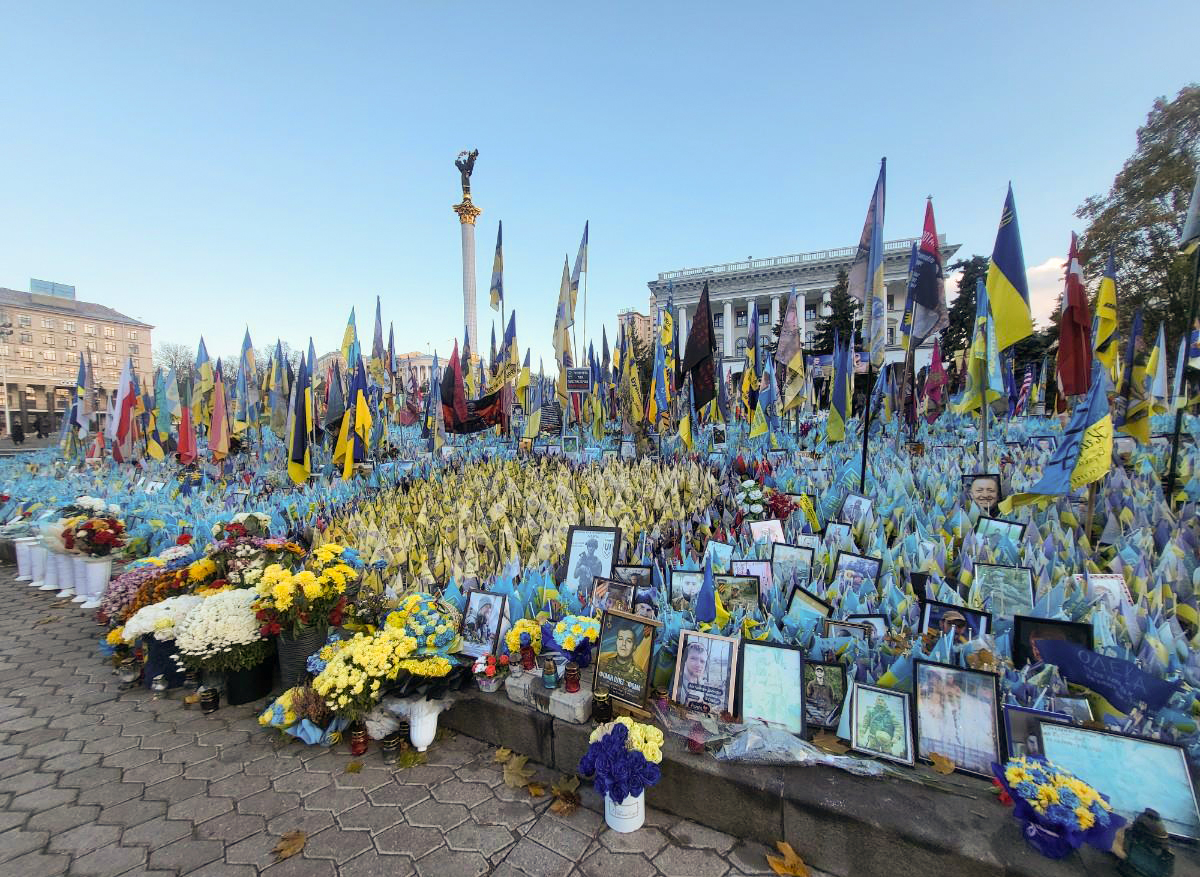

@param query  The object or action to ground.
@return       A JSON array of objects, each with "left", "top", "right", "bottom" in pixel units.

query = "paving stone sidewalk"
[{"left": 0, "top": 571, "right": 831, "bottom": 877}]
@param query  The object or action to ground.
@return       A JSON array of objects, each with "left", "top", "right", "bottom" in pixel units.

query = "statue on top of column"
[{"left": 455, "top": 150, "right": 479, "bottom": 198}]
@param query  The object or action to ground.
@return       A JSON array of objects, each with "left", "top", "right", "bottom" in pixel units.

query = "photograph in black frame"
[
  {"left": 770, "top": 543, "right": 815, "bottom": 596},
  {"left": 846, "top": 613, "right": 887, "bottom": 642},
  {"left": 592, "top": 608, "right": 660, "bottom": 712},
  {"left": 919, "top": 599, "right": 992, "bottom": 643},
  {"left": 1003, "top": 704, "right": 1069, "bottom": 758},
  {"left": 1012, "top": 615, "right": 1095, "bottom": 669},
  {"left": 824, "top": 522, "right": 852, "bottom": 546},
  {"left": 669, "top": 569, "right": 705, "bottom": 612},
  {"left": 786, "top": 584, "right": 832, "bottom": 619},
  {"left": 803, "top": 660, "right": 847, "bottom": 730},
  {"left": 851, "top": 683, "right": 914, "bottom": 766},
  {"left": 562, "top": 526, "right": 621, "bottom": 594},
  {"left": 975, "top": 515, "right": 1028, "bottom": 549},
  {"left": 961, "top": 473, "right": 1002, "bottom": 514},
  {"left": 913, "top": 659, "right": 1002, "bottom": 778},
  {"left": 736, "top": 640, "right": 806, "bottom": 736},
  {"left": 973, "top": 563, "right": 1036, "bottom": 618},
  {"left": 830, "top": 550, "right": 883, "bottom": 590},
  {"left": 838, "top": 492, "right": 873, "bottom": 527},
  {"left": 612, "top": 564, "right": 652, "bottom": 588}
]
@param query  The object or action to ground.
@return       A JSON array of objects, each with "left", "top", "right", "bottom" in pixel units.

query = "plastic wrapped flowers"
[
  {"left": 383, "top": 592, "right": 461, "bottom": 675},
  {"left": 735, "top": 479, "right": 766, "bottom": 521},
  {"left": 173, "top": 589, "right": 274, "bottom": 674},
  {"left": 259, "top": 686, "right": 349, "bottom": 746},
  {"left": 578, "top": 718, "right": 664, "bottom": 805},
  {"left": 505, "top": 618, "right": 542, "bottom": 657},
  {"left": 992, "top": 756, "right": 1126, "bottom": 859},
  {"left": 310, "top": 628, "right": 419, "bottom": 721},
  {"left": 542, "top": 615, "right": 600, "bottom": 667}
]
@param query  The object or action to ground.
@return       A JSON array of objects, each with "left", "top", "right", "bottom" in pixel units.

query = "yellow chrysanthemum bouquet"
[
  {"left": 311, "top": 628, "right": 419, "bottom": 721},
  {"left": 251, "top": 544, "right": 359, "bottom": 637}
]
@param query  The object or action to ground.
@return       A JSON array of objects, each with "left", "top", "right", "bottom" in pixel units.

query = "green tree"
[
  {"left": 811, "top": 268, "right": 857, "bottom": 355},
  {"left": 939, "top": 255, "right": 989, "bottom": 357},
  {"left": 765, "top": 317, "right": 784, "bottom": 357},
  {"left": 1076, "top": 84, "right": 1200, "bottom": 354}
]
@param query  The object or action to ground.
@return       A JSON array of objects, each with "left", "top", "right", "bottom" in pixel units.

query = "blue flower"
[{"left": 1044, "top": 803, "right": 1074, "bottom": 829}]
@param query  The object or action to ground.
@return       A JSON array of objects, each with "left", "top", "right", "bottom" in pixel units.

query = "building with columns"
[
  {"left": 0, "top": 284, "right": 153, "bottom": 434},
  {"left": 647, "top": 235, "right": 959, "bottom": 372}
]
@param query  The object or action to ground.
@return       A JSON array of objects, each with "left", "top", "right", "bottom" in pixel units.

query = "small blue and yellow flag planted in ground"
[
  {"left": 986, "top": 184, "right": 1033, "bottom": 352},
  {"left": 1000, "top": 361, "right": 1112, "bottom": 512}
]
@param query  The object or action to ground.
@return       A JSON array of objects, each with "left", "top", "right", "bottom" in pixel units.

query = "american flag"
[{"left": 1015, "top": 365, "right": 1033, "bottom": 415}]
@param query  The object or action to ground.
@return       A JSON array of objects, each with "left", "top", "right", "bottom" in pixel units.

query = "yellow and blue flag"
[
  {"left": 1092, "top": 249, "right": 1120, "bottom": 384},
  {"left": 986, "top": 184, "right": 1033, "bottom": 352},
  {"left": 954, "top": 280, "right": 1005, "bottom": 413},
  {"left": 288, "top": 353, "right": 312, "bottom": 485},
  {"left": 827, "top": 330, "right": 849, "bottom": 443},
  {"left": 846, "top": 158, "right": 887, "bottom": 367},
  {"left": 647, "top": 333, "right": 669, "bottom": 430},
  {"left": 1000, "top": 361, "right": 1112, "bottom": 512},
  {"left": 740, "top": 300, "right": 759, "bottom": 418},
  {"left": 341, "top": 308, "right": 359, "bottom": 369},
  {"left": 1115, "top": 309, "right": 1153, "bottom": 444},
  {"left": 489, "top": 221, "right": 503, "bottom": 312}
]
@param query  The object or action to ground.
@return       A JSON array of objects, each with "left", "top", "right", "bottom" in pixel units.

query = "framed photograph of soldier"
[
  {"left": 851, "top": 683, "right": 914, "bottom": 766},
  {"left": 846, "top": 614, "right": 887, "bottom": 642},
  {"left": 460, "top": 590, "right": 507, "bottom": 659},
  {"left": 736, "top": 640, "right": 805, "bottom": 736},
  {"left": 612, "top": 564, "right": 651, "bottom": 588},
  {"left": 962, "top": 473, "right": 1002, "bottom": 514},
  {"left": 730, "top": 559, "right": 774, "bottom": 608},
  {"left": 824, "top": 620, "right": 873, "bottom": 643},
  {"left": 1011, "top": 615, "right": 1095, "bottom": 670},
  {"left": 671, "top": 629, "right": 738, "bottom": 716},
  {"left": 1076, "top": 573, "right": 1133, "bottom": 612},
  {"left": 591, "top": 578, "right": 635, "bottom": 614},
  {"left": 714, "top": 575, "right": 760, "bottom": 616},
  {"left": 770, "top": 543, "right": 815, "bottom": 594},
  {"left": 830, "top": 551, "right": 882, "bottom": 590},
  {"left": 563, "top": 526, "right": 620, "bottom": 594},
  {"left": 703, "top": 540, "right": 734, "bottom": 572},
  {"left": 974, "top": 563, "right": 1036, "bottom": 618},
  {"left": 593, "top": 609, "right": 660, "bottom": 712},
  {"left": 837, "top": 492, "right": 873, "bottom": 527},
  {"left": 786, "top": 585, "right": 833, "bottom": 619},
  {"left": 747, "top": 518, "right": 785, "bottom": 545},
  {"left": 1050, "top": 695, "right": 1094, "bottom": 724},
  {"left": 913, "top": 660, "right": 1002, "bottom": 779},
  {"left": 803, "top": 660, "right": 847, "bottom": 730},
  {"left": 823, "top": 522, "right": 852, "bottom": 546},
  {"left": 669, "top": 569, "right": 705, "bottom": 612},
  {"left": 1003, "top": 704, "right": 1069, "bottom": 759},
  {"left": 712, "top": 424, "right": 728, "bottom": 449},
  {"left": 620, "top": 438, "right": 636, "bottom": 460},
  {"left": 918, "top": 600, "right": 992, "bottom": 643},
  {"left": 974, "top": 515, "right": 1027, "bottom": 548},
  {"left": 561, "top": 434, "right": 580, "bottom": 455}
]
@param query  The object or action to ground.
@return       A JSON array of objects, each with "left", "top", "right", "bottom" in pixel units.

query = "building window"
[
  {"left": 42, "top": 334, "right": 55, "bottom": 346},
  {"left": 0, "top": 345, "right": 7, "bottom": 356},
  {"left": 103, "top": 326, "right": 115, "bottom": 338},
  {"left": 104, "top": 341, "right": 116, "bottom": 353},
  {"left": 736, "top": 311, "right": 747, "bottom": 328},
  {"left": 758, "top": 337, "right": 770, "bottom": 359},
  {"left": 128, "top": 343, "right": 139, "bottom": 354},
  {"left": 887, "top": 328, "right": 895, "bottom": 346},
  {"left": 127, "top": 330, "right": 138, "bottom": 341},
  {"left": 714, "top": 338, "right": 724, "bottom": 357},
  {"left": 713, "top": 314, "right": 723, "bottom": 329},
  {"left": 43, "top": 350, "right": 56, "bottom": 362},
  {"left": 84, "top": 324, "right": 95, "bottom": 335},
  {"left": 64, "top": 350, "right": 77, "bottom": 362},
  {"left": 41, "top": 318, "right": 54, "bottom": 329},
  {"left": 66, "top": 338, "right": 76, "bottom": 349},
  {"left": 887, "top": 294, "right": 895, "bottom": 311},
  {"left": 19, "top": 332, "right": 32, "bottom": 344},
  {"left": 22, "top": 366, "right": 31, "bottom": 374},
  {"left": 63, "top": 321, "right": 75, "bottom": 333},
  {"left": 103, "top": 356, "right": 117, "bottom": 367},
  {"left": 85, "top": 340, "right": 96, "bottom": 351},
  {"left": 735, "top": 337, "right": 748, "bottom": 358},
  {"left": 18, "top": 315, "right": 31, "bottom": 328},
  {"left": 805, "top": 330, "right": 814, "bottom": 343},
  {"left": 759, "top": 311, "right": 770, "bottom": 326},
  {"left": 20, "top": 348, "right": 34, "bottom": 360},
  {"left": 805, "top": 309, "right": 816, "bottom": 321}
]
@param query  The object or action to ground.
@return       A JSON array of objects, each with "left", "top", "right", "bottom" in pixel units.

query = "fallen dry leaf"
[
  {"left": 766, "top": 840, "right": 811, "bottom": 876},
  {"left": 395, "top": 750, "right": 426, "bottom": 770},
  {"left": 809, "top": 732, "right": 848, "bottom": 755},
  {"left": 526, "top": 782, "right": 546, "bottom": 798},
  {"left": 493, "top": 747, "right": 513, "bottom": 763},
  {"left": 502, "top": 754, "right": 534, "bottom": 789},
  {"left": 929, "top": 752, "right": 956, "bottom": 775},
  {"left": 272, "top": 830, "right": 307, "bottom": 861},
  {"left": 548, "top": 775, "right": 581, "bottom": 815},
  {"left": 33, "top": 617, "right": 57, "bottom": 627},
  {"left": 345, "top": 761, "right": 363, "bottom": 774}
]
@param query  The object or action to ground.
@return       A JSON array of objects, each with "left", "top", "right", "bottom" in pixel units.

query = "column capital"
[{"left": 453, "top": 198, "right": 483, "bottom": 225}]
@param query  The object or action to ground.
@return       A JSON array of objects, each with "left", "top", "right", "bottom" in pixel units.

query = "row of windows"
[
  {"left": 1, "top": 365, "right": 135, "bottom": 381},
  {"left": 7, "top": 313, "right": 139, "bottom": 340},
  {"left": 678, "top": 293, "right": 906, "bottom": 330},
  {"left": 5, "top": 337, "right": 135, "bottom": 354}
]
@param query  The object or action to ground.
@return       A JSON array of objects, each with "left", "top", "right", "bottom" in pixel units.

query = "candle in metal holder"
[
  {"left": 150, "top": 674, "right": 169, "bottom": 700},
  {"left": 200, "top": 688, "right": 219, "bottom": 714},
  {"left": 380, "top": 733, "right": 402, "bottom": 764},
  {"left": 542, "top": 657, "right": 558, "bottom": 690},
  {"left": 592, "top": 688, "right": 613, "bottom": 723},
  {"left": 520, "top": 644, "right": 536, "bottom": 672},
  {"left": 564, "top": 662, "right": 581, "bottom": 693},
  {"left": 118, "top": 658, "right": 141, "bottom": 689},
  {"left": 349, "top": 724, "right": 369, "bottom": 756}
]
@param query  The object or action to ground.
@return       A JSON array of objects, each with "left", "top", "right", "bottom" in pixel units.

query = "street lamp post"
[{"left": 0, "top": 321, "right": 12, "bottom": 435}]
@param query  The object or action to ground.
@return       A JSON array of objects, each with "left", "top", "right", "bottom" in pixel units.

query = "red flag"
[
  {"left": 1057, "top": 233, "right": 1093, "bottom": 397},
  {"left": 923, "top": 339, "right": 947, "bottom": 424},
  {"left": 177, "top": 404, "right": 197, "bottom": 464}
]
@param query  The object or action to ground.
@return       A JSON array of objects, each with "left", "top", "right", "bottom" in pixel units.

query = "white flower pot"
[
  {"left": 407, "top": 699, "right": 448, "bottom": 752},
  {"left": 40, "top": 550, "right": 60, "bottom": 591},
  {"left": 71, "top": 556, "right": 90, "bottom": 602},
  {"left": 14, "top": 537, "right": 38, "bottom": 581},
  {"left": 604, "top": 791, "right": 646, "bottom": 833},
  {"left": 55, "top": 553, "right": 76, "bottom": 598},
  {"left": 29, "top": 544, "right": 47, "bottom": 588},
  {"left": 82, "top": 557, "right": 112, "bottom": 609}
]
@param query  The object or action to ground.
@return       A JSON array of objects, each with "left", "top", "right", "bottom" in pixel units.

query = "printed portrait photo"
[
  {"left": 1003, "top": 705, "right": 1069, "bottom": 758},
  {"left": 919, "top": 600, "right": 992, "bottom": 644},
  {"left": 824, "top": 522, "right": 852, "bottom": 546},
  {"left": 591, "top": 578, "right": 635, "bottom": 614},
  {"left": 962, "top": 473, "right": 1002, "bottom": 514},
  {"left": 851, "top": 684, "right": 913, "bottom": 765},
  {"left": 593, "top": 609, "right": 658, "bottom": 710},
  {"left": 974, "top": 516, "right": 1027, "bottom": 550},
  {"left": 672, "top": 630, "right": 738, "bottom": 716},
  {"left": 715, "top": 575, "right": 761, "bottom": 616},
  {"left": 803, "top": 661, "right": 846, "bottom": 730},
  {"left": 846, "top": 614, "right": 887, "bottom": 642},
  {"left": 1076, "top": 573, "right": 1133, "bottom": 614},
  {"left": 747, "top": 518, "right": 785, "bottom": 544},
  {"left": 831, "top": 551, "right": 882, "bottom": 591},
  {"left": 825, "top": 620, "right": 873, "bottom": 643},
  {"left": 669, "top": 569, "right": 705, "bottom": 612},
  {"left": 914, "top": 660, "right": 1001, "bottom": 778},
  {"left": 1012, "top": 616, "right": 1094, "bottom": 669},
  {"left": 564, "top": 526, "right": 619, "bottom": 596},
  {"left": 731, "top": 559, "right": 774, "bottom": 606},
  {"left": 787, "top": 585, "right": 832, "bottom": 619},
  {"left": 460, "top": 590, "right": 507, "bottom": 659},
  {"left": 838, "top": 492, "right": 873, "bottom": 527},
  {"left": 974, "top": 563, "right": 1035, "bottom": 618}
]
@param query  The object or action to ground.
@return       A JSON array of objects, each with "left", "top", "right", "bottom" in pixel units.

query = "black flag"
[{"left": 681, "top": 281, "right": 717, "bottom": 410}]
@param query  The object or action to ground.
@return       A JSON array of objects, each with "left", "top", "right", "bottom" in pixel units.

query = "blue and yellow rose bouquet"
[
  {"left": 578, "top": 718, "right": 664, "bottom": 805},
  {"left": 992, "top": 756, "right": 1126, "bottom": 858},
  {"left": 541, "top": 615, "right": 601, "bottom": 668}
]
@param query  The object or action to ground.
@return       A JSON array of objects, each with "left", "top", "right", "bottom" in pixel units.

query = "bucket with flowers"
[
  {"left": 472, "top": 653, "right": 509, "bottom": 692},
  {"left": 122, "top": 594, "right": 202, "bottom": 690},
  {"left": 68, "top": 507, "right": 126, "bottom": 606},
  {"left": 173, "top": 589, "right": 276, "bottom": 706},
  {"left": 578, "top": 717, "right": 664, "bottom": 833},
  {"left": 992, "top": 756, "right": 1126, "bottom": 859}
]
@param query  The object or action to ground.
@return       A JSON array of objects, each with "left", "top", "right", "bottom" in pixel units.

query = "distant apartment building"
[
  {"left": 0, "top": 283, "right": 153, "bottom": 432},
  {"left": 616, "top": 308, "right": 652, "bottom": 348}
]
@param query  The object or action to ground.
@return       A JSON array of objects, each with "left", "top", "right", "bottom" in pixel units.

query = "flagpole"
[
  {"left": 858, "top": 364, "right": 874, "bottom": 489},
  {"left": 1165, "top": 245, "right": 1200, "bottom": 505},
  {"left": 980, "top": 317, "right": 990, "bottom": 466}
]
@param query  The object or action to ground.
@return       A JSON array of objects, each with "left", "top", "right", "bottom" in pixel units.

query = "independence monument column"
[{"left": 453, "top": 149, "right": 482, "bottom": 350}]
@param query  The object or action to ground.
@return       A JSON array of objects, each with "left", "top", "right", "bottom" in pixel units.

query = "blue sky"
[{"left": 1, "top": 2, "right": 1195, "bottom": 367}]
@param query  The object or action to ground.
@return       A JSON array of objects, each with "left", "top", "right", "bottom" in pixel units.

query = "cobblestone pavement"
[{"left": 0, "top": 572, "right": 831, "bottom": 877}]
